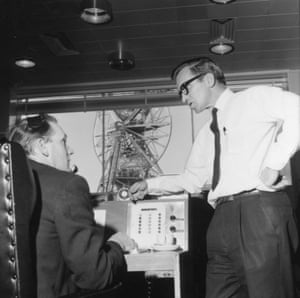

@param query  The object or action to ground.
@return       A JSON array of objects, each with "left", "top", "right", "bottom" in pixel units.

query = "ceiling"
[{"left": 4, "top": 0, "right": 300, "bottom": 97}]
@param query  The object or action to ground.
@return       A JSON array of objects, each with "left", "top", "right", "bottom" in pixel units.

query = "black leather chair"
[
  {"left": 0, "top": 139, "right": 122, "bottom": 298},
  {"left": 0, "top": 139, "right": 37, "bottom": 298}
]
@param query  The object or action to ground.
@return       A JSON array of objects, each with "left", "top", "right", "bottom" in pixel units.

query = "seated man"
[{"left": 9, "top": 114, "right": 136, "bottom": 298}]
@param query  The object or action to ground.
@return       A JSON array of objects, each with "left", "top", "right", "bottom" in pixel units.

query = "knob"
[
  {"left": 169, "top": 226, "right": 176, "bottom": 233},
  {"left": 118, "top": 188, "right": 130, "bottom": 200}
]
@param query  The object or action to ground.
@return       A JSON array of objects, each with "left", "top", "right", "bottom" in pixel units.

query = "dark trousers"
[{"left": 206, "top": 191, "right": 299, "bottom": 298}]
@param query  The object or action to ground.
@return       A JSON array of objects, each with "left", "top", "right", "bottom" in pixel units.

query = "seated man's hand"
[
  {"left": 108, "top": 232, "right": 137, "bottom": 253},
  {"left": 129, "top": 180, "right": 148, "bottom": 201}
]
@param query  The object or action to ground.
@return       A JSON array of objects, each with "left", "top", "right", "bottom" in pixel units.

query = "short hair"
[
  {"left": 9, "top": 114, "right": 57, "bottom": 155},
  {"left": 171, "top": 57, "right": 226, "bottom": 85}
]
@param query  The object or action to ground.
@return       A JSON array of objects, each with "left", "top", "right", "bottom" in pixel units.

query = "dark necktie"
[{"left": 210, "top": 108, "right": 220, "bottom": 190}]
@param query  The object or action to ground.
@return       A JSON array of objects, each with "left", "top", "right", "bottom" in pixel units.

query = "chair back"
[{"left": 0, "top": 139, "right": 37, "bottom": 298}]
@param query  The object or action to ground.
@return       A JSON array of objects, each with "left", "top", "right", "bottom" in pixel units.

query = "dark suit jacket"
[{"left": 30, "top": 160, "right": 126, "bottom": 298}]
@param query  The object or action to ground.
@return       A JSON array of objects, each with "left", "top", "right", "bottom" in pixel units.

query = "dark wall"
[
  {"left": 0, "top": 0, "right": 13, "bottom": 137},
  {"left": 0, "top": 84, "right": 10, "bottom": 137}
]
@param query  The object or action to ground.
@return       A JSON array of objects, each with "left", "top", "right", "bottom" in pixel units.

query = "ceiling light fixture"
[
  {"left": 210, "top": 0, "right": 236, "bottom": 4},
  {"left": 80, "top": 0, "right": 112, "bottom": 24},
  {"left": 13, "top": 36, "right": 37, "bottom": 68},
  {"left": 209, "top": 19, "right": 235, "bottom": 55},
  {"left": 15, "top": 46, "right": 37, "bottom": 69},
  {"left": 108, "top": 41, "right": 135, "bottom": 71},
  {"left": 15, "top": 57, "right": 36, "bottom": 68},
  {"left": 40, "top": 33, "right": 80, "bottom": 56}
]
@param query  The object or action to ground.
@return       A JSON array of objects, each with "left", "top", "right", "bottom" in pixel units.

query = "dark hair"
[
  {"left": 9, "top": 114, "right": 57, "bottom": 155},
  {"left": 171, "top": 57, "right": 226, "bottom": 85}
]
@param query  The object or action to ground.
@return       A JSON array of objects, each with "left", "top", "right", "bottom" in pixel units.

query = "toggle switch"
[{"left": 170, "top": 215, "right": 184, "bottom": 221}]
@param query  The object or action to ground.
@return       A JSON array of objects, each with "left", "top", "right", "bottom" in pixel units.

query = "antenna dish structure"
[{"left": 93, "top": 108, "right": 172, "bottom": 196}]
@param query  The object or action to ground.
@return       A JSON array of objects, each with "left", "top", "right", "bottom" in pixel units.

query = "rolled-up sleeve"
[
  {"left": 147, "top": 122, "right": 213, "bottom": 195},
  {"left": 262, "top": 88, "right": 300, "bottom": 170}
]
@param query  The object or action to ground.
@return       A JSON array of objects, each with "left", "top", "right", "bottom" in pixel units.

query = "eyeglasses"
[{"left": 178, "top": 73, "right": 206, "bottom": 98}]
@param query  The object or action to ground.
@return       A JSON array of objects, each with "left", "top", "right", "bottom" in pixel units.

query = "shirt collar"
[{"left": 214, "top": 88, "right": 234, "bottom": 111}]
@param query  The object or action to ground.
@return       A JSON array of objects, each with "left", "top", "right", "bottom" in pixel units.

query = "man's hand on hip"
[{"left": 260, "top": 167, "right": 289, "bottom": 190}]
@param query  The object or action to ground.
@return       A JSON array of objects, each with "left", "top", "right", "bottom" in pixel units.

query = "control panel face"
[{"left": 127, "top": 200, "right": 187, "bottom": 250}]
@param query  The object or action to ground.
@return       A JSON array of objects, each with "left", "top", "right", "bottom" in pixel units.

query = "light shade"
[
  {"left": 15, "top": 58, "right": 36, "bottom": 68},
  {"left": 209, "top": 43, "right": 234, "bottom": 55},
  {"left": 80, "top": 0, "right": 112, "bottom": 24},
  {"left": 40, "top": 33, "right": 80, "bottom": 56},
  {"left": 209, "top": 19, "right": 235, "bottom": 55},
  {"left": 108, "top": 51, "right": 135, "bottom": 70},
  {"left": 210, "top": 0, "right": 236, "bottom": 4},
  {"left": 15, "top": 49, "right": 36, "bottom": 68},
  {"left": 108, "top": 41, "right": 135, "bottom": 71}
]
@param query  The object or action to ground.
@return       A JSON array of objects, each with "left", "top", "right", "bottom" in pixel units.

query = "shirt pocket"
[{"left": 224, "top": 125, "right": 246, "bottom": 154}]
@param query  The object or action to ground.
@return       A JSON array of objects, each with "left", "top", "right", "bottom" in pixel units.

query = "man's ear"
[
  {"left": 203, "top": 73, "right": 216, "bottom": 88},
  {"left": 34, "top": 138, "right": 49, "bottom": 157}
]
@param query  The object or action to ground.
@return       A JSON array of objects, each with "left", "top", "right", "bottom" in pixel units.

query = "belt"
[{"left": 216, "top": 189, "right": 260, "bottom": 207}]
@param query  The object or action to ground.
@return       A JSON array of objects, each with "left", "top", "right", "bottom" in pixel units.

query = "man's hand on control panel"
[{"left": 129, "top": 180, "right": 148, "bottom": 202}]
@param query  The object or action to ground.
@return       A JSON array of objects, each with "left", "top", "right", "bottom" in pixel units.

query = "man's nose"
[{"left": 181, "top": 93, "right": 188, "bottom": 104}]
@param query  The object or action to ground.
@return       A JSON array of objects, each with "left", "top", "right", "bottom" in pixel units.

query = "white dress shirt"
[{"left": 146, "top": 86, "right": 300, "bottom": 208}]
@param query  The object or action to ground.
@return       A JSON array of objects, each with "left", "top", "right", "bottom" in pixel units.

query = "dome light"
[
  {"left": 80, "top": 0, "right": 112, "bottom": 24},
  {"left": 209, "top": 19, "right": 235, "bottom": 55}
]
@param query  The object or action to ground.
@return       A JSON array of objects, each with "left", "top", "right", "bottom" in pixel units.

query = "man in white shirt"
[{"left": 129, "top": 57, "right": 300, "bottom": 298}]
